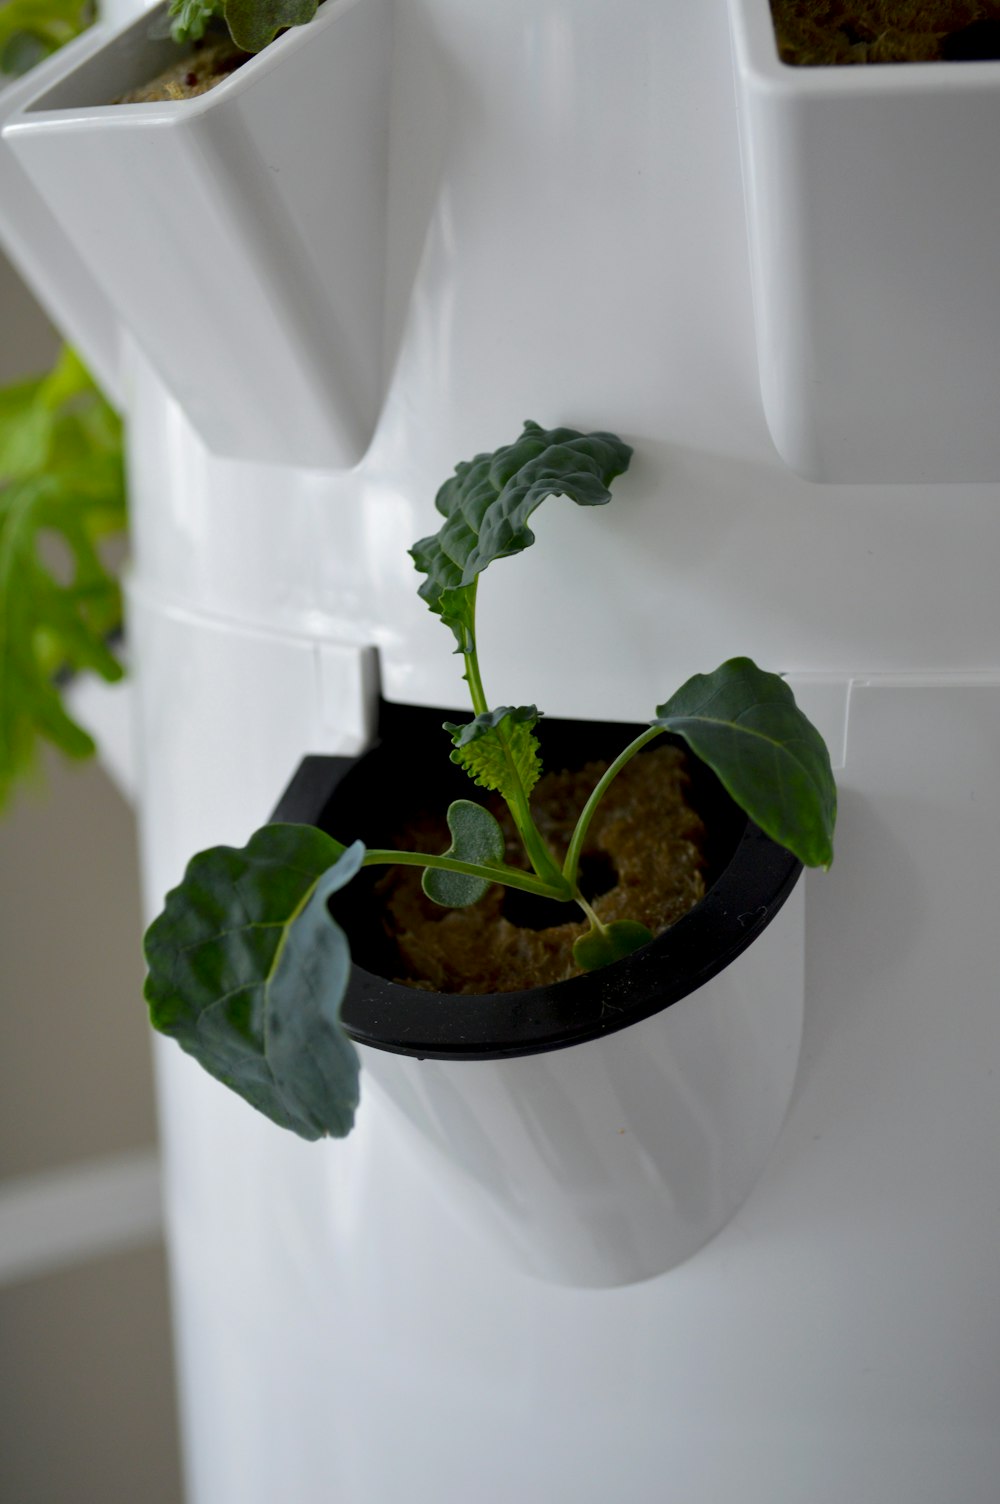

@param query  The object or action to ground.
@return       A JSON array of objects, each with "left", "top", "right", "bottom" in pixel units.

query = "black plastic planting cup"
[{"left": 270, "top": 700, "right": 803, "bottom": 1062}]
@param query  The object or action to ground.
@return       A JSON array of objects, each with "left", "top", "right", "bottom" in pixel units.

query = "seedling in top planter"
[
  {"left": 165, "top": 0, "right": 322, "bottom": 56},
  {"left": 143, "top": 420, "right": 837, "bottom": 1142},
  {"left": 122, "top": 0, "right": 327, "bottom": 103}
]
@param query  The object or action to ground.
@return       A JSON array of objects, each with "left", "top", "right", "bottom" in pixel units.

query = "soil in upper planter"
[
  {"left": 770, "top": 1, "right": 1000, "bottom": 64},
  {"left": 371, "top": 743, "right": 708, "bottom": 994},
  {"left": 115, "top": 34, "right": 252, "bottom": 103}
]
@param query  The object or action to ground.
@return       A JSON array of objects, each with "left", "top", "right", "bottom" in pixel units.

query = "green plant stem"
[
  {"left": 461, "top": 590, "right": 570, "bottom": 897},
  {"left": 562, "top": 725, "right": 664, "bottom": 890},
  {"left": 461, "top": 583, "right": 489, "bottom": 715},
  {"left": 362, "top": 847, "right": 567, "bottom": 901},
  {"left": 573, "top": 891, "right": 607, "bottom": 934},
  {"left": 510, "top": 782, "right": 570, "bottom": 893}
]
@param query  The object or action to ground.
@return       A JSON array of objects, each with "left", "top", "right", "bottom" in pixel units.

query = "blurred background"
[{"left": 0, "top": 243, "right": 184, "bottom": 1502}]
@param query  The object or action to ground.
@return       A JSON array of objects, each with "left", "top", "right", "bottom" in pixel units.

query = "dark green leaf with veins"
[
  {"left": 444, "top": 705, "right": 542, "bottom": 801},
  {"left": 411, "top": 421, "right": 633, "bottom": 649},
  {"left": 653, "top": 658, "right": 837, "bottom": 869},
  {"left": 422, "top": 799, "right": 506, "bottom": 908},
  {"left": 145, "top": 825, "right": 362, "bottom": 1141}
]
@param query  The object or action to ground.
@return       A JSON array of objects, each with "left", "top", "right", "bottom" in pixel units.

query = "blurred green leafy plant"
[
  {"left": 0, "top": 347, "right": 126, "bottom": 810},
  {"left": 0, "top": 0, "right": 94, "bottom": 78}
]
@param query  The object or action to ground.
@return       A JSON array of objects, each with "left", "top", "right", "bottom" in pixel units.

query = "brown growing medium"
[
  {"left": 373, "top": 743, "right": 708, "bottom": 995},
  {"left": 770, "top": 0, "right": 1000, "bottom": 64},
  {"left": 115, "top": 35, "right": 251, "bottom": 102}
]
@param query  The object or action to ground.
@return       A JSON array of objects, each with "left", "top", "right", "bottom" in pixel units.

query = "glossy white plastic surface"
[
  {"left": 143, "top": 673, "right": 1000, "bottom": 1504},
  {"left": 728, "top": 0, "right": 1000, "bottom": 482},
  {"left": 0, "top": 28, "right": 120, "bottom": 399},
  {"left": 106, "top": 5, "right": 1000, "bottom": 719},
  {"left": 12, "top": 0, "right": 997, "bottom": 1496},
  {"left": 360, "top": 886, "right": 803, "bottom": 1287},
  {"left": 4, "top": 0, "right": 391, "bottom": 467}
]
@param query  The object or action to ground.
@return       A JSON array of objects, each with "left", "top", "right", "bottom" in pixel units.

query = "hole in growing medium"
[{"left": 501, "top": 849, "right": 619, "bottom": 932}]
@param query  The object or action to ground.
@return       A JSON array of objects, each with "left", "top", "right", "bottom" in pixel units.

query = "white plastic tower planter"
[
  {"left": 271, "top": 704, "right": 806, "bottom": 1288},
  {"left": 2, "top": 0, "right": 392, "bottom": 468},
  {"left": 9, "top": 0, "right": 1000, "bottom": 1497},
  {"left": 727, "top": 0, "right": 1000, "bottom": 483}
]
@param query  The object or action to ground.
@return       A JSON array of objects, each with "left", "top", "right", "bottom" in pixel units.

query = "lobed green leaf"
[
  {"left": 422, "top": 799, "right": 506, "bottom": 908},
  {"left": 653, "top": 658, "right": 837, "bottom": 869},
  {"left": 144, "top": 825, "right": 361, "bottom": 1140},
  {"left": 444, "top": 705, "right": 542, "bottom": 802},
  {"left": 411, "top": 420, "right": 633, "bottom": 647}
]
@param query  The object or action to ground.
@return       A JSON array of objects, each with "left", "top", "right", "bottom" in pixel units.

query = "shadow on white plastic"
[{"left": 360, "top": 884, "right": 804, "bottom": 1288}]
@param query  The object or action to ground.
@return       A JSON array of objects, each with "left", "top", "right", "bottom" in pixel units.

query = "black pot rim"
[{"left": 270, "top": 702, "right": 803, "bottom": 1063}]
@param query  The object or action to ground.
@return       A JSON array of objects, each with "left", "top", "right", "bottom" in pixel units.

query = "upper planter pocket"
[
  {"left": 3, "top": 0, "right": 392, "bottom": 469},
  {"left": 728, "top": 0, "right": 1000, "bottom": 484},
  {"left": 0, "top": 28, "right": 121, "bottom": 402}
]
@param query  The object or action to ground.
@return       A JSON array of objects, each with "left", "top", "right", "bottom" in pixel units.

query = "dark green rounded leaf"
[
  {"left": 573, "top": 920, "right": 653, "bottom": 972},
  {"left": 223, "top": 0, "right": 317, "bottom": 52},
  {"left": 422, "top": 799, "right": 506, "bottom": 908},
  {"left": 144, "top": 824, "right": 362, "bottom": 1140},
  {"left": 266, "top": 844, "right": 363, "bottom": 1138},
  {"left": 653, "top": 658, "right": 837, "bottom": 869}
]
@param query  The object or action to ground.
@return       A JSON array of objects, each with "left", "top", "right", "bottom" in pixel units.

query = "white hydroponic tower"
[{"left": 4, "top": 2, "right": 999, "bottom": 1499}]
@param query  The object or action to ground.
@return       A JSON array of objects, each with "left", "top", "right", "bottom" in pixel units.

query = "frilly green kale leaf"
[
  {"left": 444, "top": 705, "right": 542, "bottom": 802},
  {"left": 411, "top": 421, "right": 633, "bottom": 650},
  {"left": 0, "top": 348, "right": 126, "bottom": 810}
]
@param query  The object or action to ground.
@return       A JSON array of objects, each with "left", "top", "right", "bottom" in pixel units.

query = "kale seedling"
[
  {"left": 144, "top": 421, "right": 836, "bottom": 1142},
  {"left": 164, "top": 0, "right": 318, "bottom": 55}
]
